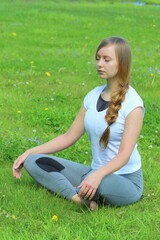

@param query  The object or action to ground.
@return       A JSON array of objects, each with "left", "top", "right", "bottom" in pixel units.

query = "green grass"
[{"left": 0, "top": 0, "right": 160, "bottom": 239}]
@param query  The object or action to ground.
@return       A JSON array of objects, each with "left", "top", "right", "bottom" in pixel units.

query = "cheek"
[
  {"left": 114, "top": 64, "right": 118, "bottom": 73},
  {"left": 109, "top": 63, "right": 118, "bottom": 74}
]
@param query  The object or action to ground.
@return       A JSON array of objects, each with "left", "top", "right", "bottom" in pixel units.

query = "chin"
[{"left": 99, "top": 75, "right": 107, "bottom": 79}]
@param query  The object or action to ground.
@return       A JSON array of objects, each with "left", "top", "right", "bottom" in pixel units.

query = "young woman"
[{"left": 13, "top": 36, "right": 145, "bottom": 211}]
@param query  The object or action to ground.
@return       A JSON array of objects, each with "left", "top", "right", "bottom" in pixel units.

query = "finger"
[
  {"left": 78, "top": 179, "right": 86, "bottom": 188},
  {"left": 12, "top": 161, "right": 22, "bottom": 178},
  {"left": 78, "top": 183, "right": 83, "bottom": 188},
  {"left": 13, "top": 158, "right": 21, "bottom": 169},
  {"left": 13, "top": 158, "right": 24, "bottom": 174},
  {"left": 89, "top": 189, "right": 96, "bottom": 200},
  {"left": 78, "top": 186, "right": 88, "bottom": 198},
  {"left": 78, "top": 189, "right": 85, "bottom": 198},
  {"left": 14, "top": 169, "right": 21, "bottom": 179},
  {"left": 12, "top": 164, "right": 17, "bottom": 177},
  {"left": 12, "top": 163, "right": 19, "bottom": 176},
  {"left": 84, "top": 188, "right": 93, "bottom": 200},
  {"left": 16, "top": 173, "right": 21, "bottom": 179}
]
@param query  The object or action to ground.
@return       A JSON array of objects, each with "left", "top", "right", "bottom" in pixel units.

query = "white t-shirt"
[{"left": 84, "top": 85, "right": 145, "bottom": 175}]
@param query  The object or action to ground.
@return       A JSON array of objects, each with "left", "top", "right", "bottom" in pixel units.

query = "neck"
[{"left": 105, "top": 77, "right": 119, "bottom": 95}]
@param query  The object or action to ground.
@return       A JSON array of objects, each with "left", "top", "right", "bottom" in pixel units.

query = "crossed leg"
[{"left": 24, "top": 154, "right": 97, "bottom": 210}]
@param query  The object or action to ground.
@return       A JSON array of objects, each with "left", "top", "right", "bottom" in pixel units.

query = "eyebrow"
[{"left": 96, "top": 54, "right": 112, "bottom": 59}]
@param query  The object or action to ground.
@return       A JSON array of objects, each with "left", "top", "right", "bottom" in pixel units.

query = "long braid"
[
  {"left": 99, "top": 83, "right": 129, "bottom": 149},
  {"left": 97, "top": 36, "right": 131, "bottom": 149}
]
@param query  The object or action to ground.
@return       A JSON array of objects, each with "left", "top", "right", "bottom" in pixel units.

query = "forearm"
[
  {"left": 96, "top": 152, "right": 130, "bottom": 178},
  {"left": 25, "top": 133, "right": 75, "bottom": 156},
  {"left": 78, "top": 152, "right": 130, "bottom": 200}
]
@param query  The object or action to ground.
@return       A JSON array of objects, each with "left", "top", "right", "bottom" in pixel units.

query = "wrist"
[
  {"left": 95, "top": 168, "right": 106, "bottom": 179},
  {"left": 25, "top": 148, "right": 35, "bottom": 156}
]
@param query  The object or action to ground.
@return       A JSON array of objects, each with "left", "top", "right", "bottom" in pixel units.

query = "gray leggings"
[{"left": 24, "top": 154, "right": 143, "bottom": 206}]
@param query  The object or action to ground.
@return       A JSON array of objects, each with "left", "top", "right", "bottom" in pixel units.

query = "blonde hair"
[{"left": 96, "top": 37, "right": 131, "bottom": 149}]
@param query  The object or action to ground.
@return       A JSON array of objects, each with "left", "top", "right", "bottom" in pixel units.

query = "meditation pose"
[{"left": 13, "top": 36, "right": 145, "bottom": 211}]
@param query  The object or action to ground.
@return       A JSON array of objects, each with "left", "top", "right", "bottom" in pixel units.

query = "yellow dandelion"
[
  {"left": 11, "top": 33, "right": 17, "bottom": 36},
  {"left": 150, "top": 73, "right": 154, "bottom": 77},
  {"left": 52, "top": 215, "right": 58, "bottom": 221},
  {"left": 45, "top": 72, "right": 51, "bottom": 77},
  {"left": 44, "top": 108, "right": 49, "bottom": 111},
  {"left": 17, "top": 110, "right": 22, "bottom": 114}
]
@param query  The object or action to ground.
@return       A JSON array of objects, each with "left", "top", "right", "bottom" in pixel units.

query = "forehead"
[{"left": 97, "top": 45, "right": 116, "bottom": 58}]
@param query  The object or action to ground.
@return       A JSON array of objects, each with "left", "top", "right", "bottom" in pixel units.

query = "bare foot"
[
  {"left": 71, "top": 194, "right": 82, "bottom": 204},
  {"left": 71, "top": 194, "right": 97, "bottom": 211},
  {"left": 89, "top": 201, "right": 97, "bottom": 211}
]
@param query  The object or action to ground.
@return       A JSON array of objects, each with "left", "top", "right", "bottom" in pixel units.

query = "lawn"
[{"left": 0, "top": 0, "right": 160, "bottom": 239}]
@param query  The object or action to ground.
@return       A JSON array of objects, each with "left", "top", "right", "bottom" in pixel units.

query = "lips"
[{"left": 98, "top": 70, "right": 106, "bottom": 74}]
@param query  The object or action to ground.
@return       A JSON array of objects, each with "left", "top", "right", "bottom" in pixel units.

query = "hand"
[
  {"left": 78, "top": 171, "right": 103, "bottom": 200},
  {"left": 12, "top": 151, "right": 29, "bottom": 179}
]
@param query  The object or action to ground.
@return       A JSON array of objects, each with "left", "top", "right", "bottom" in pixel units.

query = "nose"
[{"left": 96, "top": 58, "right": 104, "bottom": 68}]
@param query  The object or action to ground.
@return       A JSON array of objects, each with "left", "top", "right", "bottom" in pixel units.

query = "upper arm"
[
  {"left": 64, "top": 104, "right": 86, "bottom": 144},
  {"left": 119, "top": 107, "right": 144, "bottom": 157}
]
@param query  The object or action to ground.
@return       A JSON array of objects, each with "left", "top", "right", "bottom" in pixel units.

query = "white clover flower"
[{"left": 149, "top": 145, "right": 153, "bottom": 148}]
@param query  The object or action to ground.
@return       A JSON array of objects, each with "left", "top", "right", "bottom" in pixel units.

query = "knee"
[
  {"left": 24, "top": 154, "right": 40, "bottom": 172},
  {"left": 97, "top": 174, "right": 142, "bottom": 206}
]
